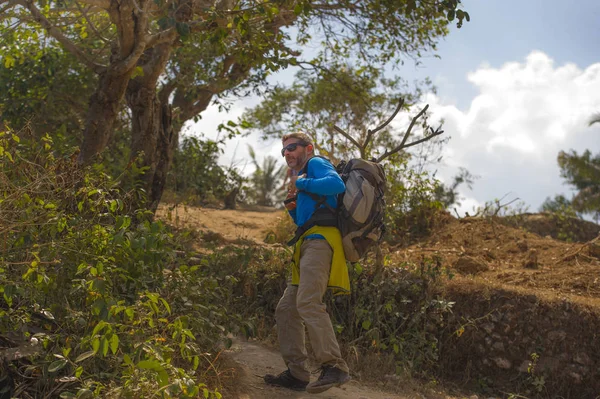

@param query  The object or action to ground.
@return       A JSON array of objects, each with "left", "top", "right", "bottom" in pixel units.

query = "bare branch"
[
  {"left": 369, "top": 98, "right": 405, "bottom": 136},
  {"left": 333, "top": 125, "right": 362, "bottom": 150},
  {"left": 363, "top": 98, "right": 404, "bottom": 152},
  {"left": 20, "top": 0, "right": 106, "bottom": 74},
  {"left": 375, "top": 104, "right": 446, "bottom": 162}
]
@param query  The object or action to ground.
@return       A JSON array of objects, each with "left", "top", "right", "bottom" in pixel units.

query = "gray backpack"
[
  {"left": 336, "top": 159, "right": 386, "bottom": 262},
  {"left": 287, "top": 157, "right": 387, "bottom": 263}
]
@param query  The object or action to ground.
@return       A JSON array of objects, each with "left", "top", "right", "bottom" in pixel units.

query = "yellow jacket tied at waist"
[{"left": 291, "top": 226, "right": 350, "bottom": 295}]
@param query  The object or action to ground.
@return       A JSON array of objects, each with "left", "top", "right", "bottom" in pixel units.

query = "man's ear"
[{"left": 307, "top": 144, "right": 314, "bottom": 154}]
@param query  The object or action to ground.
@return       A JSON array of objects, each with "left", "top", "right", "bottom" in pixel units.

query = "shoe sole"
[{"left": 305, "top": 376, "right": 351, "bottom": 394}]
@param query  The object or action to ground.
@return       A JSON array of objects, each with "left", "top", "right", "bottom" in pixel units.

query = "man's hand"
[{"left": 288, "top": 173, "right": 306, "bottom": 191}]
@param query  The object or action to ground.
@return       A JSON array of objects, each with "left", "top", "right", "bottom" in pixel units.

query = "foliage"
[
  {"left": 169, "top": 135, "right": 245, "bottom": 206},
  {"left": 433, "top": 167, "right": 478, "bottom": 209},
  {"left": 539, "top": 194, "right": 584, "bottom": 242},
  {"left": 246, "top": 145, "right": 286, "bottom": 206},
  {"left": 0, "top": 31, "right": 95, "bottom": 135},
  {"left": 556, "top": 149, "right": 600, "bottom": 220},
  {"left": 2, "top": 0, "right": 469, "bottom": 212},
  {"left": 199, "top": 244, "right": 454, "bottom": 377},
  {"left": 242, "top": 64, "right": 438, "bottom": 162},
  {"left": 385, "top": 156, "right": 446, "bottom": 246},
  {"left": 329, "top": 256, "right": 454, "bottom": 376},
  {"left": 0, "top": 127, "right": 243, "bottom": 398}
]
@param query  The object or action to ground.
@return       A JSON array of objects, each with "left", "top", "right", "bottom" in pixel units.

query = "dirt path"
[
  {"left": 226, "top": 339, "right": 407, "bottom": 399},
  {"left": 156, "top": 204, "right": 285, "bottom": 244}
]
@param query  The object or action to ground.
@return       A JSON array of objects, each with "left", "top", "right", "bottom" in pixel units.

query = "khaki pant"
[{"left": 275, "top": 239, "right": 349, "bottom": 382}]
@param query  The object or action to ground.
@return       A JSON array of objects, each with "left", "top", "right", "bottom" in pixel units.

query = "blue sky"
[{"left": 190, "top": 0, "right": 600, "bottom": 215}]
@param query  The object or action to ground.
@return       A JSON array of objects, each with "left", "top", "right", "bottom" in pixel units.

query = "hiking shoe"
[
  {"left": 306, "top": 365, "right": 351, "bottom": 394},
  {"left": 264, "top": 369, "right": 309, "bottom": 391}
]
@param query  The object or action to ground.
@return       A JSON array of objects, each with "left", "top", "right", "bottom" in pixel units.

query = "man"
[{"left": 264, "top": 132, "right": 351, "bottom": 394}]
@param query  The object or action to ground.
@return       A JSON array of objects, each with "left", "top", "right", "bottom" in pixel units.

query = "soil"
[
  {"left": 224, "top": 338, "right": 414, "bottom": 399},
  {"left": 155, "top": 204, "right": 600, "bottom": 398}
]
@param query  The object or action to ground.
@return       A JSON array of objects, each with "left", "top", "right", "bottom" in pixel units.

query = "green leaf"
[
  {"left": 176, "top": 22, "right": 190, "bottom": 38},
  {"left": 75, "top": 366, "right": 83, "bottom": 378},
  {"left": 92, "top": 338, "right": 100, "bottom": 353},
  {"left": 48, "top": 359, "right": 68, "bottom": 373},
  {"left": 76, "top": 388, "right": 93, "bottom": 399},
  {"left": 101, "top": 337, "right": 109, "bottom": 357},
  {"left": 75, "top": 351, "right": 95, "bottom": 363},
  {"left": 60, "top": 392, "right": 77, "bottom": 399},
  {"left": 361, "top": 320, "right": 371, "bottom": 330},
  {"left": 92, "top": 321, "right": 105, "bottom": 336},
  {"left": 109, "top": 334, "right": 119, "bottom": 354},
  {"left": 123, "top": 353, "right": 133, "bottom": 366},
  {"left": 137, "top": 360, "right": 169, "bottom": 387},
  {"left": 159, "top": 298, "right": 171, "bottom": 314}
]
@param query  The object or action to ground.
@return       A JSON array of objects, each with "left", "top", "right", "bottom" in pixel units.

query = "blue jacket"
[{"left": 288, "top": 157, "right": 345, "bottom": 230}]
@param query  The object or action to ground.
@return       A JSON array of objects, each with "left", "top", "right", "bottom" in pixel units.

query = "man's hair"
[{"left": 282, "top": 132, "right": 313, "bottom": 145}]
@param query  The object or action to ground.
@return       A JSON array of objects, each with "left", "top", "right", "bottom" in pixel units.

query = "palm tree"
[{"left": 248, "top": 145, "right": 287, "bottom": 206}]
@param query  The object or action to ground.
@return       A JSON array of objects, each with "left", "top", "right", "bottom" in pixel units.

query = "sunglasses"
[{"left": 281, "top": 142, "right": 308, "bottom": 157}]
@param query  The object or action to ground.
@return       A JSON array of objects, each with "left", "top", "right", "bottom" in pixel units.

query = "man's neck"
[{"left": 294, "top": 154, "right": 314, "bottom": 173}]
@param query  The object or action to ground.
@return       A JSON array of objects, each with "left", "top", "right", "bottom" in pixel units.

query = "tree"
[
  {"left": 433, "top": 167, "right": 478, "bottom": 208},
  {"left": 243, "top": 64, "right": 444, "bottom": 162},
  {"left": 2, "top": 0, "right": 468, "bottom": 212},
  {"left": 247, "top": 145, "right": 286, "bottom": 206},
  {"left": 556, "top": 149, "right": 600, "bottom": 219}
]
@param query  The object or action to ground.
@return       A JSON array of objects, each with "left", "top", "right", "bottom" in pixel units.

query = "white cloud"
[{"left": 423, "top": 51, "right": 600, "bottom": 213}]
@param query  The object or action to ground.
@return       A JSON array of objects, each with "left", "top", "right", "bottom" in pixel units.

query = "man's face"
[{"left": 282, "top": 138, "right": 310, "bottom": 170}]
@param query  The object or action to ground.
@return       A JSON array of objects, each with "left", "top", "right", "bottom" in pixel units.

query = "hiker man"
[{"left": 264, "top": 132, "right": 351, "bottom": 394}]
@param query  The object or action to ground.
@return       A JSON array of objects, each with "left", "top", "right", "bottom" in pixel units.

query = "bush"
[
  {"left": 385, "top": 159, "right": 445, "bottom": 246},
  {"left": 0, "top": 127, "right": 241, "bottom": 398}
]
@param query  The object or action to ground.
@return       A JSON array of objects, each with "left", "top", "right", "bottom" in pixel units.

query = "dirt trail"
[
  {"left": 226, "top": 339, "right": 407, "bottom": 399},
  {"left": 156, "top": 204, "right": 285, "bottom": 244}
]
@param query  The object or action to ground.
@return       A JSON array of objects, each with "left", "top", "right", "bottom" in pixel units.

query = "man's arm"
[{"left": 295, "top": 158, "right": 345, "bottom": 195}]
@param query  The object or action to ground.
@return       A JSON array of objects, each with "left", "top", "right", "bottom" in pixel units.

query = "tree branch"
[
  {"left": 366, "top": 98, "right": 404, "bottom": 143},
  {"left": 146, "top": 27, "right": 177, "bottom": 49},
  {"left": 75, "top": 1, "right": 109, "bottom": 43},
  {"left": 376, "top": 125, "right": 444, "bottom": 162},
  {"left": 333, "top": 125, "right": 362, "bottom": 150},
  {"left": 375, "top": 104, "right": 445, "bottom": 162},
  {"left": 21, "top": 0, "right": 106, "bottom": 74},
  {"left": 75, "top": 0, "right": 109, "bottom": 8}
]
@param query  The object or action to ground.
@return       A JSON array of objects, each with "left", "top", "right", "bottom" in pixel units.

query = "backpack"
[
  {"left": 287, "top": 156, "right": 387, "bottom": 263},
  {"left": 335, "top": 158, "right": 386, "bottom": 262}
]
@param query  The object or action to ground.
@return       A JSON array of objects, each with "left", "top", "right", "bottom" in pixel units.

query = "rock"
[
  {"left": 454, "top": 256, "right": 489, "bottom": 275},
  {"left": 493, "top": 357, "right": 512, "bottom": 369}
]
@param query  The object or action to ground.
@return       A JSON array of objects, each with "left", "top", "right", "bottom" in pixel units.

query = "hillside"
[{"left": 156, "top": 204, "right": 600, "bottom": 398}]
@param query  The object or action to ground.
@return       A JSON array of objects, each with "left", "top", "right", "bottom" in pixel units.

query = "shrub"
[{"left": 0, "top": 127, "right": 239, "bottom": 398}]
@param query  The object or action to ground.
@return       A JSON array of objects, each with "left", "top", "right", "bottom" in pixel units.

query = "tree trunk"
[
  {"left": 78, "top": 71, "right": 131, "bottom": 164},
  {"left": 127, "top": 82, "right": 175, "bottom": 213}
]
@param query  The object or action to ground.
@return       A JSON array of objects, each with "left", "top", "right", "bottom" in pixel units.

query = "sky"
[{"left": 184, "top": 0, "right": 600, "bottom": 215}]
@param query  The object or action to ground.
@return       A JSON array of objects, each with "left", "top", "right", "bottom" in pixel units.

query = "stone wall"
[{"left": 439, "top": 281, "right": 600, "bottom": 398}]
